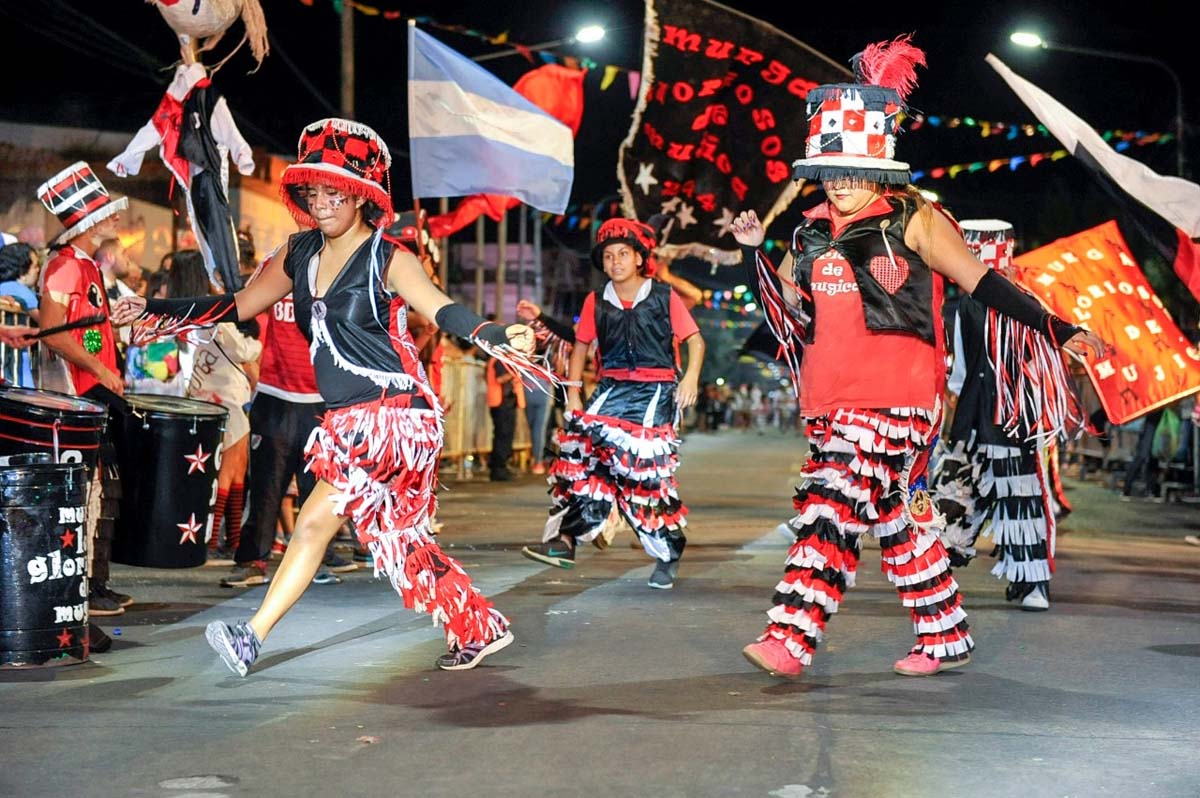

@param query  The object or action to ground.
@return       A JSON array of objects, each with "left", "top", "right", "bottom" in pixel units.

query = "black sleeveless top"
[
  {"left": 284, "top": 229, "right": 432, "bottom": 410},
  {"left": 593, "top": 280, "right": 676, "bottom": 373}
]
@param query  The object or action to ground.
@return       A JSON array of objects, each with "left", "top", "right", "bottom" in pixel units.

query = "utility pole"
[{"left": 341, "top": 1, "right": 354, "bottom": 118}]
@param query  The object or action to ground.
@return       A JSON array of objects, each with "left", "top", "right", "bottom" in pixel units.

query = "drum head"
[
  {"left": 0, "top": 387, "right": 106, "bottom": 417},
  {"left": 126, "top": 394, "right": 229, "bottom": 418}
]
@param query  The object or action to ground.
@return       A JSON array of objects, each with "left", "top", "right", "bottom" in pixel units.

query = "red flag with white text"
[{"left": 1014, "top": 220, "right": 1200, "bottom": 424}]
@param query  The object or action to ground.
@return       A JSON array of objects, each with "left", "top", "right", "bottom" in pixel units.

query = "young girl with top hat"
[
  {"left": 520, "top": 217, "right": 705, "bottom": 589},
  {"left": 113, "top": 118, "right": 550, "bottom": 676},
  {"left": 731, "top": 37, "right": 1103, "bottom": 679}
]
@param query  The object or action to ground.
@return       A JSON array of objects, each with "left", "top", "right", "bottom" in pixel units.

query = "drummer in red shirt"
[{"left": 35, "top": 161, "right": 134, "bottom": 622}]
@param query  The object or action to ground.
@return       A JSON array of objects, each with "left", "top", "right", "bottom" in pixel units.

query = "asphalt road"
[{"left": 2, "top": 431, "right": 1197, "bottom": 798}]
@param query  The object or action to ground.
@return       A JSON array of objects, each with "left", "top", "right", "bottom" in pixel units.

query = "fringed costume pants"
[
  {"left": 305, "top": 396, "right": 508, "bottom": 650},
  {"left": 762, "top": 407, "right": 973, "bottom": 667},
  {"left": 543, "top": 379, "right": 687, "bottom": 562},
  {"left": 933, "top": 436, "right": 1054, "bottom": 601}
]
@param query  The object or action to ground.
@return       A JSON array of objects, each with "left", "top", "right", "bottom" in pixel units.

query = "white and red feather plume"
[{"left": 852, "top": 35, "right": 927, "bottom": 102}]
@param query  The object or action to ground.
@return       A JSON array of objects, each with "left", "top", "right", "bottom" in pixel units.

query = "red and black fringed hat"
[
  {"left": 280, "top": 118, "right": 393, "bottom": 228},
  {"left": 591, "top": 218, "right": 660, "bottom": 277},
  {"left": 36, "top": 161, "right": 128, "bottom": 247},
  {"left": 791, "top": 35, "right": 926, "bottom": 186}
]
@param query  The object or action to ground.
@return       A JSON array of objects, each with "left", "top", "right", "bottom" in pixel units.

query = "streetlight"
[
  {"left": 475, "top": 24, "right": 607, "bottom": 62},
  {"left": 575, "top": 25, "right": 606, "bottom": 44},
  {"left": 1010, "top": 31, "right": 1186, "bottom": 178}
]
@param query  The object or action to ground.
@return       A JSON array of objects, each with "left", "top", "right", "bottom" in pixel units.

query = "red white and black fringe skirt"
[
  {"left": 543, "top": 379, "right": 687, "bottom": 561},
  {"left": 932, "top": 436, "right": 1054, "bottom": 598},
  {"left": 305, "top": 395, "right": 508, "bottom": 649},
  {"left": 762, "top": 407, "right": 973, "bottom": 666}
]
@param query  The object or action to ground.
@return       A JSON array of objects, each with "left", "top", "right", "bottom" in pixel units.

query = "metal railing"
[
  {"left": 0, "top": 297, "right": 34, "bottom": 386},
  {"left": 439, "top": 355, "right": 531, "bottom": 479}
]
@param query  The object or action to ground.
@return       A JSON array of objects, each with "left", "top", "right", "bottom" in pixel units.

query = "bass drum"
[
  {"left": 0, "top": 386, "right": 108, "bottom": 476},
  {"left": 111, "top": 394, "right": 228, "bottom": 568}
]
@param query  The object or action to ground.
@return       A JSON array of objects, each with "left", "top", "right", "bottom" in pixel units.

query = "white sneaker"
[{"left": 1020, "top": 584, "right": 1050, "bottom": 612}]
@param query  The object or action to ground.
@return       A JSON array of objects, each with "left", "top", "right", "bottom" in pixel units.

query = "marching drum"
[
  {"left": 0, "top": 454, "right": 90, "bottom": 668},
  {"left": 0, "top": 387, "right": 109, "bottom": 475},
  {"left": 111, "top": 395, "right": 228, "bottom": 569}
]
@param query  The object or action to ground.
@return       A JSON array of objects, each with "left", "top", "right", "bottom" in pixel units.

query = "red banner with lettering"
[
  {"left": 1014, "top": 220, "right": 1200, "bottom": 424},
  {"left": 618, "top": 0, "right": 849, "bottom": 252}
]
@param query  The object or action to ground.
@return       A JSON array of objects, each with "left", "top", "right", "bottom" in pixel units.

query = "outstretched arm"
[
  {"left": 385, "top": 248, "right": 534, "bottom": 354},
  {"left": 908, "top": 204, "right": 1105, "bottom": 359},
  {"left": 112, "top": 240, "right": 293, "bottom": 327}
]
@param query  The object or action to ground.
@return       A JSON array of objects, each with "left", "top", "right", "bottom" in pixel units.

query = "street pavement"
[{"left": 2, "top": 430, "right": 1198, "bottom": 798}]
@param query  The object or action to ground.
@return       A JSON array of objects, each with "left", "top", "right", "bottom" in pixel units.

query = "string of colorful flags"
[
  {"left": 299, "top": 1, "right": 1175, "bottom": 148},
  {"left": 534, "top": 123, "right": 1174, "bottom": 231},
  {"left": 911, "top": 132, "right": 1173, "bottom": 182},
  {"left": 904, "top": 113, "right": 1169, "bottom": 143}
]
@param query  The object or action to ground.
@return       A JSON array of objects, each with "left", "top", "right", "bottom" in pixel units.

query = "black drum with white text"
[
  {"left": 111, "top": 394, "right": 228, "bottom": 569},
  {"left": 0, "top": 387, "right": 108, "bottom": 476},
  {"left": 0, "top": 455, "right": 90, "bottom": 668}
]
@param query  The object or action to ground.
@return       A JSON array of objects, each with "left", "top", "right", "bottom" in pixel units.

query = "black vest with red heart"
[{"left": 791, "top": 196, "right": 936, "bottom": 347}]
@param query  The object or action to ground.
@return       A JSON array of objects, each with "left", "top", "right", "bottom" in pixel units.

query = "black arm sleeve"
[
  {"left": 435, "top": 302, "right": 509, "bottom": 346},
  {"left": 743, "top": 245, "right": 784, "bottom": 305},
  {"left": 537, "top": 311, "right": 577, "bottom": 343},
  {"left": 970, "top": 270, "right": 1080, "bottom": 344},
  {"left": 144, "top": 294, "right": 240, "bottom": 324}
]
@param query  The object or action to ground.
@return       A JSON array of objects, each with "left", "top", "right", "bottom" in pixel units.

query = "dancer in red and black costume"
[
  {"left": 732, "top": 37, "right": 1104, "bottom": 679},
  {"left": 933, "top": 220, "right": 1088, "bottom": 612},
  {"left": 521, "top": 218, "right": 705, "bottom": 589},
  {"left": 114, "top": 118, "right": 547, "bottom": 676}
]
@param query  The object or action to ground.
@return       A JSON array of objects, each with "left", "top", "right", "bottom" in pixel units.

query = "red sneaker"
[
  {"left": 893, "top": 649, "right": 971, "bottom": 677},
  {"left": 742, "top": 637, "right": 804, "bottom": 679}
]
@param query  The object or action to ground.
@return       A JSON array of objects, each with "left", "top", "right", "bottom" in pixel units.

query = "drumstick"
[{"left": 33, "top": 314, "right": 109, "bottom": 339}]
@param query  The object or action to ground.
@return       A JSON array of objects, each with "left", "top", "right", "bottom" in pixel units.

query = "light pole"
[{"left": 1010, "top": 31, "right": 1186, "bottom": 178}]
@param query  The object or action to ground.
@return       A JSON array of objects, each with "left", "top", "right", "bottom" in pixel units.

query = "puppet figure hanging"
[
  {"left": 106, "top": 1, "right": 270, "bottom": 294},
  {"left": 149, "top": 0, "right": 269, "bottom": 70}
]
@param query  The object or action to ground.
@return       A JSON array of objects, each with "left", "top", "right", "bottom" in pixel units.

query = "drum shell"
[
  {"left": 111, "top": 395, "right": 228, "bottom": 569},
  {"left": 0, "top": 387, "right": 109, "bottom": 476},
  {"left": 0, "top": 461, "right": 90, "bottom": 668}
]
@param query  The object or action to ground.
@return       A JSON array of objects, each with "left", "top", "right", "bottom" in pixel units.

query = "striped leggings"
[{"left": 761, "top": 407, "right": 974, "bottom": 666}]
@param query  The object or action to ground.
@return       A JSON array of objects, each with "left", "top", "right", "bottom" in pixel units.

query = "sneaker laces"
[{"left": 231, "top": 622, "right": 261, "bottom": 665}]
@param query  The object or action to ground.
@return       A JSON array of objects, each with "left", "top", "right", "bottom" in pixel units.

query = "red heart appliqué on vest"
[{"left": 868, "top": 254, "right": 909, "bottom": 294}]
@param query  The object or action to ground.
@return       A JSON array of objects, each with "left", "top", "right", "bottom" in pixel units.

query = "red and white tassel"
[
  {"left": 471, "top": 337, "right": 573, "bottom": 397},
  {"left": 130, "top": 299, "right": 237, "bottom": 347},
  {"left": 986, "top": 310, "right": 1087, "bottom": 446},
  {"left": 753, "top": 249, "right": 808, "bottom": 397}
]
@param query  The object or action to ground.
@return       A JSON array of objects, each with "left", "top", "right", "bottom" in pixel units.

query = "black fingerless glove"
[
  {"left": 144, "top": 294, "right": 240, "bottom": 324},
  {"left": 970, "top": 271, "right": 1080, "bottom": 344},
  {"left": 434, "top": 303, "right": 509, "bottom": 346}
]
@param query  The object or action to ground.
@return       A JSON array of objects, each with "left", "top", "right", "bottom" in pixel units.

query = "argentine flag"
[{"left": 408, "top": 23, "right": 574, "bottom": 214}]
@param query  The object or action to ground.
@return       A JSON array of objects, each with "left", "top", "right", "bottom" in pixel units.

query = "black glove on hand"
[{"left": 435, "top": 303, "right": 510, "bottom": 346}]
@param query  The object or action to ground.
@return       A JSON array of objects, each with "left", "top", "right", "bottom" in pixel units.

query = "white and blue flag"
[{"left": 407, "top": 24, "right": 574, "bottom": 214}]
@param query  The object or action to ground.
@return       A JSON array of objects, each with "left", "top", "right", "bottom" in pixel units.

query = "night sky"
[{"left": 1, "top": 0, "right": 1194, "bottom": 281}]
